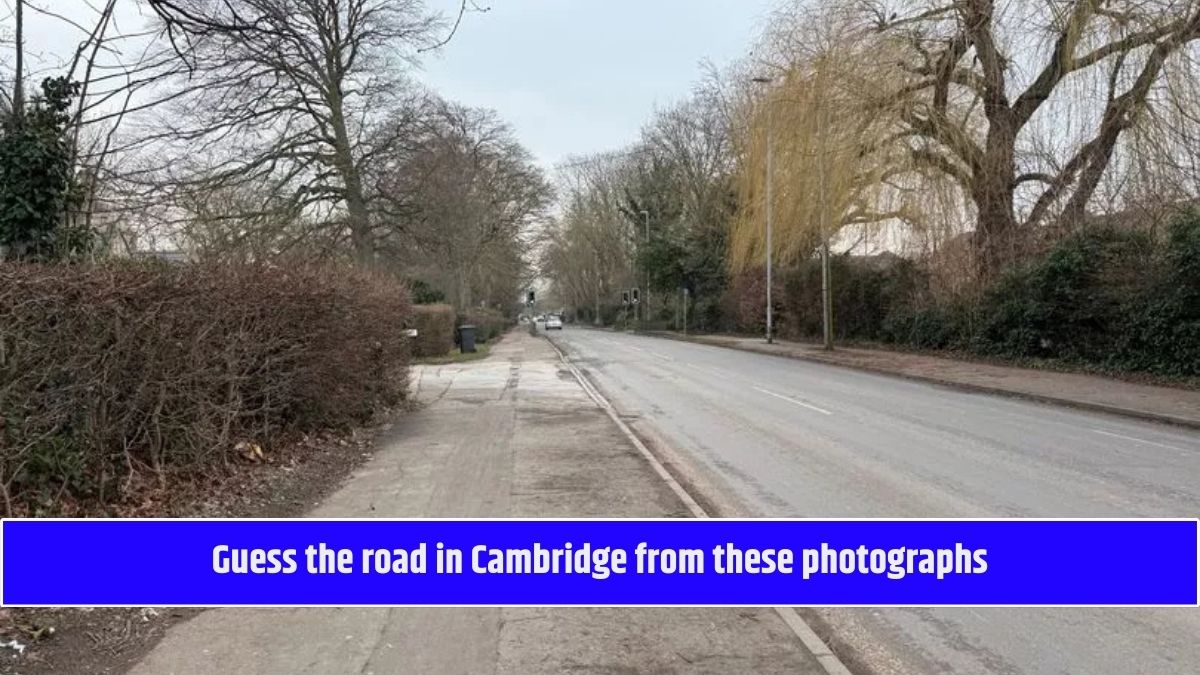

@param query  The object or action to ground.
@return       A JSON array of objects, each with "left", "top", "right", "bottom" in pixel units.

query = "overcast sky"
[
  {"left": 5, "top": 0, "right": 775, "bottom": 168},
  {"left": 419, "top": 0, "right": 776, "bottom": 168}
]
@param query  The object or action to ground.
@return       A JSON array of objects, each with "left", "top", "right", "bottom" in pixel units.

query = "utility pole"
[
  {"left": 13, "top": 0, "right": 24, "bottom": 117},
  {"left": 816, "top": 79, "right": 834, "bottom": 351},
  {"left": 766, "top": 114, "right": 774, "bottom": 345},
  {"left": 640, "top": 209, "right": 650, "bottom": 326},
  {"left": 682, "top": 287, "right": 689, "bottom": 335},
  {"left": 821, "top": 241, "right": 833, "bottom": 350},
  {"left": 594, "top": 250, "right": 602, "bottom": 326},
  {"left": 752, "top": 76, "right": 775, "bottom": 344}
]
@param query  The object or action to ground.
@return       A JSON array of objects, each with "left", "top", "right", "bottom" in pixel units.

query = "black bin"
[{"left": 458, "top": 325, "right": 477, "bottom": 353}]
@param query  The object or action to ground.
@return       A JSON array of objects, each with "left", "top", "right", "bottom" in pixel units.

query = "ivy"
[{"left": 0, "top": 76, "right": 86, "bottom": 261}]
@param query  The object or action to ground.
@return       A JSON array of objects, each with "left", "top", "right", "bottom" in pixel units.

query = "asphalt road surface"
[{"left": 548, "top": 326, "right": 1200, "bottom": 675}]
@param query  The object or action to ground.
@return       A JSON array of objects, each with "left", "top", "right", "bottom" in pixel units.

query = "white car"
[{"left": 545, "top": 315, "right": 563, "bottom": 330}]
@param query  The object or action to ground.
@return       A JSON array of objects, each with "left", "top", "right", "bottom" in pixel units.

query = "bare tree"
[
  {"left": 853, "top": 0, "right": 1200, "bottom": 272},
  {"left": 540, "top": 151, "right": 641, "bottom": 320},
  {"left": 376, "top": 99, "right": 551, "bottom": 307},
  {"left": 644, "top": 86, "right": 734, "bottom": 239},
  {"left": 140, "top": 0, "right": 440, "bottom": 264}
]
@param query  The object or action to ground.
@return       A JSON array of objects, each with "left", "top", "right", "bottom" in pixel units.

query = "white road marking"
[
  {"left": 753, "top": 387, "right": 834, "bottom": 416},
  {"left": 692, "top": 364, "right": 726, "bottom": 378},
  {"left": 645, "top": 349, "right": 676, "bottom": 362},
  {"left": 1091, "top": 429, "right": 1193, "bottom": 454}
]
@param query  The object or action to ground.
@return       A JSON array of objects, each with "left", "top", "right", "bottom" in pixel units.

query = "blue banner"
[{"left": 2, "top": 519, "right": 1196, "bottom": 606}]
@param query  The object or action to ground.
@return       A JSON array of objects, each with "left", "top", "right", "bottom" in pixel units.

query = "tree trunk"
[
  {"left": 972, "top": 118, "right": 1020, "bottom": 278},
  {"left": 329, "top": 95, "right": 373, "bottom": 266},
  {"left": 456, "top": 266, "right": 472, "bottom": 309},
  {"left": 341, "top": 162, "right": 373, "bottom": 266},
  {"left": 972, "top": 180, "right": 1019, "bottom": 278}
]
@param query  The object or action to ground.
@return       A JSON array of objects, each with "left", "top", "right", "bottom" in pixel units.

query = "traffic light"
[
  {"left": 622, "top": 290, "right": 630, "bottom": 305},
  {"left": 526, "top": 290, "right": 535, "bottom": 306},
  {"left": 631, "top": 287, "right": 640, "bottom": 305}
]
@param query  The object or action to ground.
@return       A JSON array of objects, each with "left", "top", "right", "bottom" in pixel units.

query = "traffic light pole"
[{"left": 527, "top": 290, "right": 537, "bottom": 336}]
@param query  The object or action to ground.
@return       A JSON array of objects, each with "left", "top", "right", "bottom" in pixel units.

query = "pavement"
[
  {"left": 548, "top": 326, "right": 1200, "bottom": 675},
  {"left": 644, "top": 331, "right": 1200, "bottom": 428},
  {"left": 128, "top": 332, "right": 826, "bottom": 675}
]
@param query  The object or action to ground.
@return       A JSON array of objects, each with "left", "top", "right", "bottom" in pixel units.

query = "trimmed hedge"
[
  {"left": 411, "top": 304, "right": 456, "bottom": 357},
  {"left": 459, "top": 308, "right": 512, "bottom": 343},
  {"left": 0, "top": 261, "right": 412, "bottom": 515}
]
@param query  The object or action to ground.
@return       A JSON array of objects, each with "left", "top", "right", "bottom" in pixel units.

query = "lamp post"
[{"left": 752, "top": 76, "right": 774, "bottom": 344}]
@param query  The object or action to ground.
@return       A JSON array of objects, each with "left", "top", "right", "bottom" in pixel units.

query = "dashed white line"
[
  {"left": 753, "top": 387, "right": 834, "bottom": 416},
  {"left": 692, "top": 364, "right": 726, "bottom": 378},
  {"left": 1091, "top": 429, "right": 1193, "bottom": 454}
]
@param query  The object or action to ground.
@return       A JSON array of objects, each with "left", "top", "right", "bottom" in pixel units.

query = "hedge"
[
  {"left": 781, "top": 255, "right": 921, "bottom": 342},
  {"left": 882, "top": 214, "right": 1200, "bottom": 377},
  {"left": 0, "top": 261, "right": 412, "bottom": 515},
  {"left": 459, "top": 308, "right": 512, "bottom": 343},
  {"left": 967, "top": 215, "right": 1199, "bottom": 376},
  {"left": 410, "top": 304, "right": 456, "bottom": 357},
  {"left": 766, "top": 212, "right": 1200, "bottom": 378}
]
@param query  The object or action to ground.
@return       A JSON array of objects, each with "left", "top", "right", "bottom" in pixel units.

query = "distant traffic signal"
[
  {"left": 631, "top": 287, "right": 640, "bottom": 305},
  {"left": 622, "top": 290, "right": 630, "bottom": 305}
]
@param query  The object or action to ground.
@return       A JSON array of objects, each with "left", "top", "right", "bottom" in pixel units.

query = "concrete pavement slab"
[{"left": 127, "top": 332, "right": 824, "bottom": 675}]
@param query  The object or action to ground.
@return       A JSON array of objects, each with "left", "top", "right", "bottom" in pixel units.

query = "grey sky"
[
  {"left": 5, "top": 0, "right": 776, "bottom": 168},
  {"left": 419, "top": 0, "right": 776, "bottom": 168}
]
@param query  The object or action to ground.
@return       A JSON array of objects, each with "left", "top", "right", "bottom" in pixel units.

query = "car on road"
[{"left": 545, "top": 315, "right": 563, "bottom": 330}]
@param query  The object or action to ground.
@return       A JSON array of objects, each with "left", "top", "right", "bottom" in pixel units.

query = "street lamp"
[
  {"left": 751, "top": 76, "right": 774, "bottom": 344},
  {"left": 639, "top": 209, "right": 650, "bottom": 326}
]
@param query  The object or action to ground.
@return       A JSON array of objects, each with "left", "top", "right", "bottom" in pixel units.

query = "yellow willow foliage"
[{"left": 731, "top": 52, "right": 911, "bottom": 272}]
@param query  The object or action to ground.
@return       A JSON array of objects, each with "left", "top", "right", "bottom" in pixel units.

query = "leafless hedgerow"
[{"left": 0, "top": 261, "right": 412, "bottom": 516}]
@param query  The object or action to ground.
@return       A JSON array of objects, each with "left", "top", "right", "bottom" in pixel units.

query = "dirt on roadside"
[{"left": 0, "top": 418, "right": 397, "bottom": 675}]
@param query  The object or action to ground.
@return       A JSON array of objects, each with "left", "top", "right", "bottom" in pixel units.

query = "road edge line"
[{"left": 544, "top": 335, "right": 854, "bottom": 675}]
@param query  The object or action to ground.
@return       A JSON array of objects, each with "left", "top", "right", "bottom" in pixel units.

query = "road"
[{"left": 548, "top": 326, "right": 1200, "bottom": 675}]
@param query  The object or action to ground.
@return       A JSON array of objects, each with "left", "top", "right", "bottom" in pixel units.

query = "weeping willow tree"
[
  {"left": 734, "top": 0, "right": 1200, "bottom": 283},
  {"left": 730, "top": 15, "right": 924, "bottom": 274},
  {"left": 852, "top": 0, "right": 1200, "bottom": 275}
]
